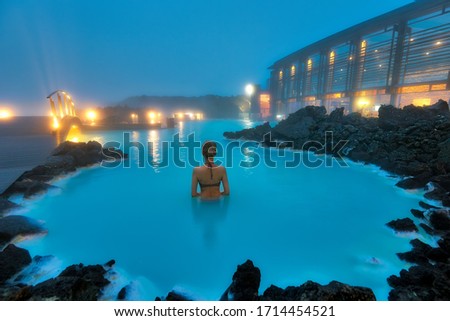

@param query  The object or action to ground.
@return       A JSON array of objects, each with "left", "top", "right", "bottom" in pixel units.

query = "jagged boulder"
[
  {"left": 261, "top": 281, "right": 376, "bottom": 301},
  {"left": 428, "top": 209, "right": 450, "bottom": 231},
  {"left": 386, "top": 218, "right": 418, "bottom": 232},
  {"left": 0, "top": 198, "right": 20, "bottom": 217},
  {"left": 388, "top": 263, "right": 450, "bottom": 300},
  {"left": 0, "top": 244, "right": 32, "bottom": 284},
  {"left": 221, "top": 260, "right": 261, "bottom": 301},
  {"left": 0, "top": 215, "right": 45, "bottom": 247},
  {"left": 224, "top": 122, "right": 272, "bottom": 141},
  {"left": 19, "top": 263, "right": 111, "bottom": 300}
]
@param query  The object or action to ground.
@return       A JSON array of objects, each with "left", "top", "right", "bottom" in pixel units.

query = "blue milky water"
[{"left": 19, "top": 119, "right": 434, "bottom": 300}]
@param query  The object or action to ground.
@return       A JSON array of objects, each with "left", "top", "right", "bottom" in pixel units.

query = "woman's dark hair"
[{"left": 202, "top": 141, "right": 217, "bottom": 160}]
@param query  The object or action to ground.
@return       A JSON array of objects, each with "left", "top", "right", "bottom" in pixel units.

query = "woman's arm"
[
  {"left": 191, "top": 168, "right": 200, "bottom": 197},
  {"left": 221, "top": 167, "right": 230, "bottom": 196}
]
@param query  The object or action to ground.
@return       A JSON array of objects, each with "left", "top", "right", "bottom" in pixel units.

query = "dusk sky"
[{"left": 0, "top": 0, "right": 413, "bottom": 115}]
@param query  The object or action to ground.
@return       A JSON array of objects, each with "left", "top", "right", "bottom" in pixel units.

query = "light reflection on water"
[{"left": 19, "top": 119, "right": 431, "bottom": 300}]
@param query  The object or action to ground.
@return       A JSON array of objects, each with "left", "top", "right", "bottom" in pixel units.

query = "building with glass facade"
[{"left": 268, "top": 0, "right": 450, "bottom": 117}]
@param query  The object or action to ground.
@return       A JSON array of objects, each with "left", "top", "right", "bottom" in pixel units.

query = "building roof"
[{"left": 269, "top": 0, "right": 450, "bottom": 70}]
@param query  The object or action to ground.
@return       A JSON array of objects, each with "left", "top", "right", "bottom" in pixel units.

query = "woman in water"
[{"left": 191, "top": 141, "right": 230, "bottom": 199}]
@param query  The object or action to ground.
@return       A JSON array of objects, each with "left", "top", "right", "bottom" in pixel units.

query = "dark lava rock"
[
  {"left": 274, "top": 106, "right": 327, "bottom": 140},
  {"left": 410, "top": 209, "right": 425, "bottom": 220},
  {"left": 221, "top": 260, "right": 261, "bottom": 301},
  {"left": 396, "top": 177, "right": 426, "bottom": 189},
  {"left": 0, "top": 198, "right": 20, "bottom": 217},
  {"left": 437, "top": 138, "right": 450, "bottom": 171},
  {"left": 397, "top": 239, "right": 433, "bottom": 265},
  {"left": 427, "top": 247, "right": 449, "bottom": 263},
  {"left": 118, "top": 286, "right": 127, "bottom": 300},
  {"left": 0, "top": 284, "right": 29, "bottom": 300},
  {"left": 386, "top": 218, "right": 418, "bottom": 232},
  {"left": 23, "top": 263, "right": 110, "bottom": 300},
  {"left": 429, "top": 99, "right": 450, "bottom": 113},
  {"left": 166, "top": 291, "right": 191, "bottom": 301},
  {"left": 378, "top": 103, "right": 449, "bottom": 130},
  {"left": 1, "top": 140, "right": 126, "bottom": 199},
  {"left": 2, "top": 179, "right": 58, "bottom": 199},
  {"left": 396, "top": 171, "right": 433, "bottom": 189},
  {"left": 261, "top": 281, "right": 375, "bottom": 301},
  {"left": 424, "top": 184, "right": 449, "bottom": 202},
  {"left": 224, "top": 122, "right": 272, "bottom": 141},
  {"left": 388, "top": 263, "right": 450, "bottom": 300},
  {"left": 431, "top": 174, "right": 450, "bottom": 190},
  {"left": 105, "top": 259, "right": 116, "bottom": 268},
  {"left": 328, "top": 107, "right": 345, "bottom": 122},
  {"left": 438, "top": 233, "right": 450, "bottom": 253},
  {"left": 0, "top": 215, "right": 46, "bottom": 247},
  {"left": 420, "top": 223, "right": 437, "bottom": 236},
  {"left": 419, "top": 201, "right": 440, "bottom": 210},
  {"left": 428, "top": 209, "right": 450, "bottom": 231},
  {"left": 0, "top": 244, "right": 32, "bottom": 284}
]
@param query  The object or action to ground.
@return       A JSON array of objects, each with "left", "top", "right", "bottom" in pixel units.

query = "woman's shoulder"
[{"left": 216, "top": 165, "right": 227, "bottom": 172}]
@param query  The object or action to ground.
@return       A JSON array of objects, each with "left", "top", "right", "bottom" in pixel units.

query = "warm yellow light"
[
  {"left": 329, "top": 51, "right": 335, "bottom": 65},
  {"left": 307, "top": 59, "right": 312, "bottom": 71},
  {"left": 86, "top": 110, "right": 97, "bottom": 121},
  {"left": 52, "top": 118, "right": 60, "bottom": 129},
  {"left": 413, "top": 98, "right": 431, "bottom": 106},
  {"left": 357, "top": 98, "right": 370, "bottom": 108},
  {"left": 0, "top": 109, "right": 12, "bottom": 119},
  {"left": 149, "top": 112, "right": 155, "bottom": 119},
  {"left": 436, "top": 41, "right": 442, "bottom": 45},
  {"left": 177, "top": 113, "right": 184, "bottom": 119}
]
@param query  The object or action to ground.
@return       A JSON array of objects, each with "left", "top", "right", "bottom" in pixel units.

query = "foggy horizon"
[{"left": 0, "top": 0, "right": 413, "bottom": 116}]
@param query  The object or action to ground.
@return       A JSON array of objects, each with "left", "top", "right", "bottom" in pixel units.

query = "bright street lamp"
[{"left": 245, "top": 84, "right": 255, "bottom": 96}]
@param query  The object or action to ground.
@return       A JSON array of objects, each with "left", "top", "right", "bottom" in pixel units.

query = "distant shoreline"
[{"left": 0, "top": 116, "right": 53, "bottom": 137}]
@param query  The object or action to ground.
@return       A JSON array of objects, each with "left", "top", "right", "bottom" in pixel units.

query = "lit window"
[
  {"left": 329, "top": 51, "right": 335, "bottom": 65},
  {"left": 307, "top": 59, "right": 312, "bottom": 71},
  {"left": 360, "top": 40, "right": 367, "bottom": 57},
  {"left": 290, "top": 65, "right": 296, "bottom": 77},
  {"left": 279, "top": 70, "right": 283, "bottom": 80}
]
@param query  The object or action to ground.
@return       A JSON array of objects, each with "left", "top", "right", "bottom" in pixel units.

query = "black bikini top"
[{"left": 199, "top": 181, "right": 221, "bottom": 189}]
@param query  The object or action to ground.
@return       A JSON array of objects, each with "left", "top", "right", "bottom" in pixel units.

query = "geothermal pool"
[{"left": 19, "top": 119, "right": 431, "bottom": 300}]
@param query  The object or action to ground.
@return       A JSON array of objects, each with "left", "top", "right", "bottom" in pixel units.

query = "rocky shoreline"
[
  {"left": 0, "top": 138, "right": 378, "bottom": 301},
  {"left": 224, "top": 100, "right": 450, "bottom": 300},
  {"left": 1, "top": 103, "right": 449, "bottom": 301},
  {"left": 0, "top": 141, "right": 126, "bottom": 300}
]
